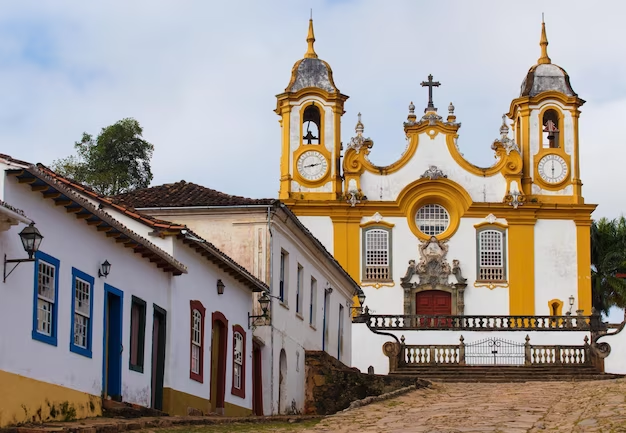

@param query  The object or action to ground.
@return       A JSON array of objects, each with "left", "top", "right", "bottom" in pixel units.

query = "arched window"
[
  {"left": 231, "top": 325, "right": 246, "bottom": 398},
  {"left": 476, "top": 228, "right": 507, "bottom": 282},
  {"left": 363, "top": 227, "right": 392, "bottom": 281},
  {"left": 189, "top": 301, "right": 205, "bottom": 382},
  {"left": 542, "top": 109, "right": 560, "bottom": 149},
  {"left": 302, "top": 103, "right": 321, "bottom": 145}
]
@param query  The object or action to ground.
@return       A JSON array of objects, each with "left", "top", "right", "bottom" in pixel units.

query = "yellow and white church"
[{"left": 276, "top": 19, "right": 595, "bottom": 372}]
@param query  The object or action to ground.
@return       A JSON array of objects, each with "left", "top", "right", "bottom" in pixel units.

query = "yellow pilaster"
[
  {"left": 331, "top": 215, "right": 361, "bottom": 282},
  {"left": 508, "top": 219, "right": 536, "bottom": 315},
  {"left": 519, "top": 107, "right": 533, "bottom": 196},
  {"left": 575, "top": 219, "right": 592, "bottom": 314},
  {"left": 278, "top": 105, "right": 291, "bottom": 200},
  {"left": 571, "top": 109, "right": 583, "bottom": 203}
]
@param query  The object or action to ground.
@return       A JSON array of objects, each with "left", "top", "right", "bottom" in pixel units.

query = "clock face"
[
  {"left": 297, "top": 151, "right": 328, "bottom": 182},
  {"left": 538, "top": 154, "right": 568, "bottom": 184}
]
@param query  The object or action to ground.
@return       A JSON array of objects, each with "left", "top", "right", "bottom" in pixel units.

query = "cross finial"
[{"left": 420, "top": 74, "right": 441, "bottom": 112}]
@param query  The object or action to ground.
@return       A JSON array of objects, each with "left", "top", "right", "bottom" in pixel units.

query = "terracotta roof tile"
[{"left": 110, "top": 181, "right": 276, "bottom": 208}]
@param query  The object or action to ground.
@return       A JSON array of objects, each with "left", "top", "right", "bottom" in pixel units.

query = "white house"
[
  {"left": 112, "top": 181, "right": 364, "bottom": 415},
  {"left": 0, "top": 156, "right": 268, "bottom": 426}
]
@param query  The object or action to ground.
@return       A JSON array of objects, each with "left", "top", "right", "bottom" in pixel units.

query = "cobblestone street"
[{"left": 299, "top": 379, "right": 626, "bottom": 433}]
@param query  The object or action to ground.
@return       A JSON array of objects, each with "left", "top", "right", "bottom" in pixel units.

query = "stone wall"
[{"left": 304, "top": 350, "right": 421, "bottom": 415}]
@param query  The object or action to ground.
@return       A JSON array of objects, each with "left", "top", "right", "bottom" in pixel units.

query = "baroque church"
[{"left": 276, "top": 19, "right": 595, "bottom": 373}]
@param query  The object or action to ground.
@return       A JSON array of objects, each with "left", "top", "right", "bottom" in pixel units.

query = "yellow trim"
[
  {"left": 298, "top": 100, "right": 326, "bottom": 150},
  {"left": 361, "top": 281, "right": 395, "bottom": 289},
  {"left": 396, "top": 178, "right": 472, "bottom": 241},
  {"left": 224, "top": 401, "right": 253, "bottom": 417},
  {"left": 508, "top": 219, "right": 536, "bottom": 315},
  {"left": 473, "top": 220, "right": 508, "bottom": 230},
  {"left": 331, "top": 216, "right": 361, "bottom": 282},
  {"left": 0, "top": 370, "right": 101, "bottom": 427},
  {"left": 360, "top": 220, "right": 395, "bottom": 229},
  {"left": 548, "top": 298, "right": 563, "bottom": 316},
  {"left": 575, "top": 220, "right": 592, "bottom": 314},
  {"left": 532, "top": 105, "right": 572, "bottom": 191},
  {"left": 293, "top": 148, "right": 331, "bottom": 187},
  {"left": 474, "top": 282, "right": 509, "bottom": 290},
  {"left": 163, "top": 387, "right": 210, "bottom": 416},
  {"left": 278, "top": 102, "right": 291, "bottom": 200}
]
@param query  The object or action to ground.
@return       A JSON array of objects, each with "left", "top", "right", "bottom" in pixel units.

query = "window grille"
[
  {"left": 233, "top": 332, "right": 243, "bottom": 389},
  {"left": 364, "top": 229, "right": 390, "bottom": 280},
  {"left": 478, "top": 229, "right": 505, "bottom": 281},
  {"left": 37, "top": 261, "right": 55, "bottom": 336},
  {"left": 415, "top": 204, "right": 450, "bottom": 236},
  {"left": 191, "top": 309, "right": 202, "bottom": 374},
  {"left": 73, "top": 278, "right": 90, "bottom": 348}
]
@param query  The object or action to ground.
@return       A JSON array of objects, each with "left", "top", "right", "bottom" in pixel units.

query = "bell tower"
[
  {"left": 275, "top": 18, "right": 349, "bottom": 201},
  {"left": 508, "top": 19, "right": 585, "bottom": 204}
]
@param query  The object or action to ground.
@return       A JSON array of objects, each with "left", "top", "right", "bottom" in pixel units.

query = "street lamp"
[
  {"left": 216, "top": 279, "right": 225, "bottom": 295},
  {"left": 568, "top": 295, "right": 575, "bottom": 315},
  {"left": 98, "top": 260, "right": 111, "bottom": 278},
  {"left": 350, "top": 290, "right": 367, "bottom": 315},
  {"left": 248, "top": 291, "right": 272, "bottom": 328},
  {"left": 4, "top": 222, "right": 44, "bottom": 282}
]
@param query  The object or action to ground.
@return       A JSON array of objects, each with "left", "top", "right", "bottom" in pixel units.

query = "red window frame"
[
  {"left": 231, "top": 324, "right": 246, "bottom": 398},
  {"left": 189, "top": 300, "right": 206, "bottom": 383}
]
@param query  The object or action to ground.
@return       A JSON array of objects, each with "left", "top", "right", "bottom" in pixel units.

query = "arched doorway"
[
  {"left": 210, "top": 312, "right": 228, "bottom": 415},
  {"left": 416, "top": 290, "right": 452, "bottom": 328},
  {"left": 278, "top": 349, "right": 287, "bottom": 414}
]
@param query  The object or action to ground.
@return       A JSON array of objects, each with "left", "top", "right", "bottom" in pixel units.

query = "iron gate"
[{"left": 465, "top": 337, "right": 525, "bottom": 365}]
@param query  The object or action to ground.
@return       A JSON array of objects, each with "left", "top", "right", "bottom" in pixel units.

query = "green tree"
[
  {"left": 52, "top": 118, "right": 154, "bottom": 196},
  {"left": 591, "top": 216, "right": 626, "bottom": 318}
]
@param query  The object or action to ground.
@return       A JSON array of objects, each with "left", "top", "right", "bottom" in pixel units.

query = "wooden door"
[
  {"left": 252, "top": 342, "right": 263, "bottom": 416},
  {"left": 416, "top": 290, "right": 452, "bottom": 327},
  {"left": 151, "top": 305, "right": 167, "bottom": 411}
]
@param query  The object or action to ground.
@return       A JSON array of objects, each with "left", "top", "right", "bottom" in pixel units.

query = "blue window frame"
[
  {"left": 70, "top": 268, "right": 95, "bottom": 358},
  {"left": 32, "top": 251, "right": 60, "bottom": 346}
]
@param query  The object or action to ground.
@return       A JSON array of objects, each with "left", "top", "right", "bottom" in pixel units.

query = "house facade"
[
  {"left": 112, "top": 182, "right": 363, "bottom": 415},
  {"left": 0, "top": 156, "right": 267, "bottom": 426}
]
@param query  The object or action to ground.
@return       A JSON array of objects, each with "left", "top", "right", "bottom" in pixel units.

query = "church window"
[
  {"left": 542, "top": 109, "right": 560, "bottom": 149},
  {"left": 363, "top": 227, "right": 392, "bottom": 281},
  {"left": 477, "top": 228, "right": 507, "bottom": 282},
  {"left": 302, "top": 103, "right": 321, "bottom": 145},
  {"left": 415, "top": 204, "right": 450, "bottom": 236}
]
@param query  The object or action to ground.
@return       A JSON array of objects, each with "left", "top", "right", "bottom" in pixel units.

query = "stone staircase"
[{"left": 390, "top": 365, "right": 623, "bottom": 383}]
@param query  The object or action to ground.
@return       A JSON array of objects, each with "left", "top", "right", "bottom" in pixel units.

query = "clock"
[
  {"left": 537, "top": 154, "right": 568, "bottom": 184},
  {"left": 296, "top": 150, "right": 328, "bottom": 181}
]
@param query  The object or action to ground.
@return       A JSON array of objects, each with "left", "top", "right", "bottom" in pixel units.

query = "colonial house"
[
  {"left": 112, "top": 181, "right": 364, "bottom": 415},
  {"left": 0, "top": 155, "right": 268, "bottom": 427}
]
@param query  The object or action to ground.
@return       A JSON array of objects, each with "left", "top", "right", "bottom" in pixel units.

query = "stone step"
[{"left": 394, "top": 375, "right": 622, "bottom": 383}]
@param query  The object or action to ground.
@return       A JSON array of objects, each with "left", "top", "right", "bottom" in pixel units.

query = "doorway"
[
  {"left": 416, "top": 290, "right": 452, "bottom": 327},
  {"left": 252, "top": 341, "right": 263, "bottom": 416},
  {"left": 210, "top": 312, "right": 228, "bottom": 415},
  {"left": 278, "top": 349, "right": 287, "bottom": 414},
  {"left": 151, "top": 305, "right": 167, "bottom": 411},
  {"left": 103, "top": 285, "right": 124, "bottom": 401}
]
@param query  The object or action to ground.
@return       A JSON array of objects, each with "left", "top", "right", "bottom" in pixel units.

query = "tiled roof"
[
  {"left": 111, "top": 181, "right": 276, "bottom": 208},
  {"left": 35, "top": 165, "right": 186, "bottom": 232}
]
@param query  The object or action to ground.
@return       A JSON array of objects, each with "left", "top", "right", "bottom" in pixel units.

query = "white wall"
[
  {"left": 0, "top": 173, "right": 172, "bottom": 407},
  {"left": 359, "top": 131, "right": 508, "bottom": 203},
  {"left": 534, "top": 220, "right": 578, "bottom": 314},
  {"left": 167, "top": 242, "right": 254, "bottom": 411}
]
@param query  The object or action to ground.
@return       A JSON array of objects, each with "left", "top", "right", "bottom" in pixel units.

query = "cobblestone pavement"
[{"left": 299, "top": 379, "right": 626, "bottom": 433}]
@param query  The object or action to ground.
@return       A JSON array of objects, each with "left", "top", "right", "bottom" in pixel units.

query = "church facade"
[{"left": 277, "top": 20, "right": 595, "bottom": 373}]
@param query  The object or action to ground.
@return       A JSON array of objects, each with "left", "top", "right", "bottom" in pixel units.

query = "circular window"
[{"left": 415, "top": 204, "right": 450, "bottom": 236}]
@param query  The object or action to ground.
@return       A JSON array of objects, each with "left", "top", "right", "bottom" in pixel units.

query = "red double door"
[{"left": 416, "top": 290, "right": 451, "bottom": 327}]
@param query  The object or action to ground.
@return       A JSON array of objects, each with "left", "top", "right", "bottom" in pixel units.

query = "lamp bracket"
[
  {"left": 248, "top": 312, "right": 268, "bottom": 329},
  {"left": 4, "top": 254, "right": 35, "bottom": 283}
]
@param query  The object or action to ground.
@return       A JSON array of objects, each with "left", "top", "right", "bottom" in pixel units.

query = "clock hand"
[
  {"left": 304, "top": 163, "right": 321, "bottom": 168},
  {"left": 551, "top": 160, "right": 555, "bottom": 176}
]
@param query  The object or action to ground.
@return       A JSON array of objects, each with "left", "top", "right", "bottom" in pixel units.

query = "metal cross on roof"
[{"left": 420, "top": 74, "right": 441, "bottom": 112}]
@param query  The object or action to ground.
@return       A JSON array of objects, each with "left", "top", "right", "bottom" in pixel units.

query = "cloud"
[{"left": 0, "top": 0, "right": 624, "bottom": 217}]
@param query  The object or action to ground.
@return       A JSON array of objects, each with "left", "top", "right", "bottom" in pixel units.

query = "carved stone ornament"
[
  {"left": 401, "top": 237, "right": 468, "bottom": 316},
  {"left": 346, "top": 112, "right": 372, "bottom": 154},
  {"left": 491, "top": 114, "right": 520, "bottom": 156},
  {"left": 420, "top": 165, "right": 447, "bottom": 180},
  {"left": 371, "top": 212, "right": 383, "bottom": 223},
  {"left": 345, "top": 179, "right": 365, "bottom": 207},
  {"left": 504, "top": 190, "right": 525, "bottom": 209}
]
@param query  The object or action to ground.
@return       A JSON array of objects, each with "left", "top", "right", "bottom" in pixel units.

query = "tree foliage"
[
  {"left": 591, "top": 216, "right": 626, "bottom": 317},
  {"left": 52, "top": 118, "right": 154, "bottom": 196}
]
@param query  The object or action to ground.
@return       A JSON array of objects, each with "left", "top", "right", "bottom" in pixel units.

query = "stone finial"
[
  {"left": 407, "top": 101, "right": 417, "bottom": 123},
  {"left": 447, "top": 102, "right": 457, "bottom": 123},
  {"left": 500, "top": 114, "right": 509, "bottom": 139},
  {"left": 355, "top": 112, "right": 364, "bottom": 135},
  {"left": 409, "top": 101, "right": 415, "bottom": 114}
]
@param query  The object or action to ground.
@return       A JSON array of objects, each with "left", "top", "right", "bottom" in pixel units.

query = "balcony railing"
[{"left": 356, "top": 313, "right": 606, "bottom": 332}]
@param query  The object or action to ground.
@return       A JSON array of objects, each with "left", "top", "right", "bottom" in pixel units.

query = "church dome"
[
  {"left": 284, "top": 19, "right": 339, "bottom": 93},
  {"left": 519, "top": 21, "right": 577, "bottom": 97}
]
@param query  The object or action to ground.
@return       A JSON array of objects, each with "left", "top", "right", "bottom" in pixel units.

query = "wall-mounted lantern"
[
  {"left": 98, "top": 260, "right": 111, "bottom": 278},
  {"left": 248, "top": 291, "right": 273, "bottom": 328},
  {"left": 4, "top": 222, "right": 44, "bottom": 283},
  {"left": 217, "top": 279, "right": 225, "bottom": 295},
  {"left": 568, "top": 295, "right": 575, "bottom": 315}
]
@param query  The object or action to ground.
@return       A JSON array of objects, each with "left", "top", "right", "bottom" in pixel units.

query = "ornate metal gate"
[{"left": 465, "top": 337, "right": 525, "bottom": 365}]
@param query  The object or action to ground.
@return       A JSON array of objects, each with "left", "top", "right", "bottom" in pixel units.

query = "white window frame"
[
  {"left": 73, "top": 277, "right": 91, "bottom": 349},
  {"left": 415, "top": 204, "right": 450, "bottom": 236},
  {"left": 477, "top": 228, "right": 507, "bottom": 282},
  {"left": 191, "top": 309, "right": 202, "bottom": 375},
  {"left": 363, "top": 227, "right": 392, "bottom": 281},
  {"left": 37, "top": 260, "right": 56, "bottom": 337},
  {"left": 233, "top": 332, "right": 243, "bottom": 390}
]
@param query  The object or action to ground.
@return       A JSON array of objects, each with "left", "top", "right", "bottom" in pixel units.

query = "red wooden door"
[{"left": 416, "top": 291, "right": 452, "bottom": 327}]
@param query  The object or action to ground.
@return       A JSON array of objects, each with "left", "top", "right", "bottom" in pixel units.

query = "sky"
[{"left": 0, "top": 1, "right": 625, "bottom": 219}]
